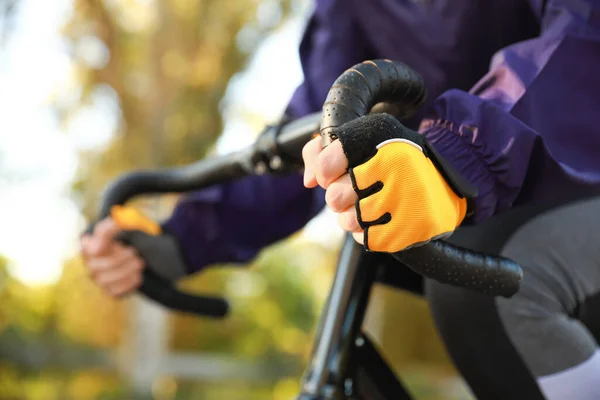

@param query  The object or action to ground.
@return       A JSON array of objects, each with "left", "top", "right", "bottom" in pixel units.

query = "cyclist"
[{"left": 81, "top": 1, "right": 600, "bottom": 399}]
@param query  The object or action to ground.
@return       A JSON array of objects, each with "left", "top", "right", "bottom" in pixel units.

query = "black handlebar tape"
[
  {"left": 320, "top": 59, "right": 426, "bottom": 146},
  {"left": 319, "top": 59, "right": 523, "bottom": 297},
  {"left": 95, "top": 152, "right": 250, "bottom": 317},
  {"left": 393, "top": 242, "right": 522, "bottom": 297}
]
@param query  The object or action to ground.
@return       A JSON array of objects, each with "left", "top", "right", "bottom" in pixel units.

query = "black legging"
[
  {"left": 426, "top": 282, "right": 545, "bottom": 399},
  {"left": 380, "top": 199, "right": 600, "bottom": 399}
]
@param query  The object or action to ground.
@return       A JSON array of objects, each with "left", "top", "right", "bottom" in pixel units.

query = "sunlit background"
[{"left": 0, "top": 0, "right": 473, "bottom": 399}]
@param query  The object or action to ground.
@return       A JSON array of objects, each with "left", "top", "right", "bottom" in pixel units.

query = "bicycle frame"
[{"left": 297, "top": 235, "right": 413, "bottom": 400}]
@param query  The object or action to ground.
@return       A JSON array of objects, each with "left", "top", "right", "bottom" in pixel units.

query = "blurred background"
[{"left": 0, "top": 0, "right": 474, "bottom": 399}]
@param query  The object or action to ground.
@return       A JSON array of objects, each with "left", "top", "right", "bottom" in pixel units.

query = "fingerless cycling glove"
[{"left": 334, "top": 113, "right": 477, "bottom": 253}]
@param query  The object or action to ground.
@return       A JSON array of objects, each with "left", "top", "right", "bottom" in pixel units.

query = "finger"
[
  {"left": 337, "top": 206, "right": 362, "bottom": 233},
  {"left": 325, "top": 174, "right": 357, "bottom": 212},
  {"left": 302, "top": 135, "right": 322, "bottom": 188},
  {"left": 89, "top": 218, "right": 121, "bottom": 256},
  {"left": 88, "top": 245, "right": 138, "bottom": 277},
  {"left": 106, "top": 273, "right": 142, "bottom": 297},
  {"left": 95, "top": 257, "right": 145, "bottom": 287},
  {"left": 352, "top": 231, "right": 364, "bottom": 245},
  {"left": 315, "top": 140, "right": 348, "bottom": 189}
]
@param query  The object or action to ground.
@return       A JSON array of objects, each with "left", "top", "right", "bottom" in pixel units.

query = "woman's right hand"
[{"left": 80, "top": 217, "right": 146, "bottom": 297}]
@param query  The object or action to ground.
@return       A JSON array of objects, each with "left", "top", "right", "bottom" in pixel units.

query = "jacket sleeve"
[
  {"left": 421, "top": 1, "right": 600, "bottom": 223},
  {"left": 161, "top": 0, "right": 371, "bottom": 273}
]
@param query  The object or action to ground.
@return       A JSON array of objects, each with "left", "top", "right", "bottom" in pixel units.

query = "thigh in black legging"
[
  {"left": 425, "top": 205, "right": 551, "bottom": 400},
  {"left": 426, "top": 279, "right": 545, "bottom": 399},
  {"left": 426, "top": 198, "right": 600, "bottom": 399}
]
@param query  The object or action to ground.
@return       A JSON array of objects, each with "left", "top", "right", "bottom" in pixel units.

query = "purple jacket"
[{"left": 163, "top": 0, "right": 600, "bottom": 272}]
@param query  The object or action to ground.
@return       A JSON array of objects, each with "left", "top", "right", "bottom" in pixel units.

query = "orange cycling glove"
[{"left": 335, "top": 113, "right": 477, "bottom": 253}]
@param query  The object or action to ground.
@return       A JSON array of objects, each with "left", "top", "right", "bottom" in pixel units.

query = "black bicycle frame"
[{"left": 297, "top": 235, "right": 413, "bottom": 400}]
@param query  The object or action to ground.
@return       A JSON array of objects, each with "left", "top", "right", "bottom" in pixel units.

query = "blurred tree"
[{"left": 60, "top": 0, "right": 297, "bottom": 218}]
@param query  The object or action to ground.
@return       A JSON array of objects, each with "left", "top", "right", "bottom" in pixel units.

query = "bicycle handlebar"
[
  {"left": 93, "top": 59, "right": 522, "bottom": 318},
  {"left": 320, "top": 59, "right": 522, "bottom": 297}
]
